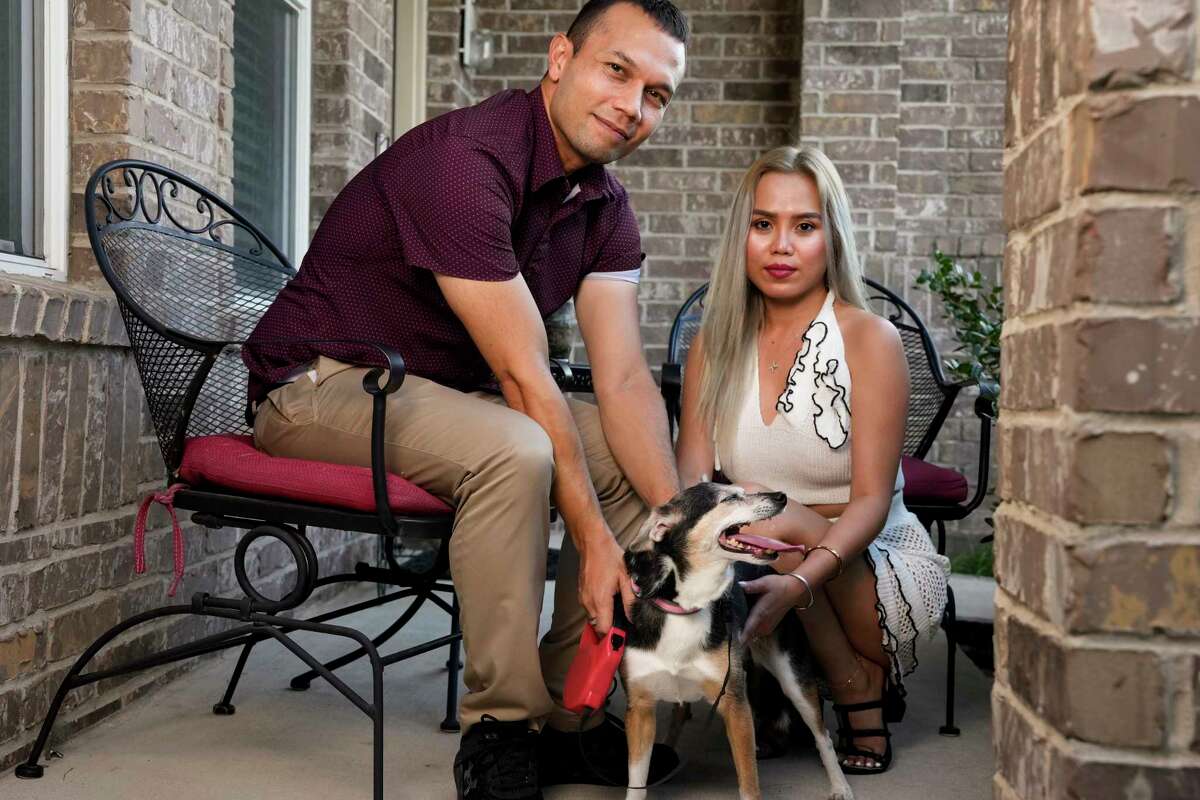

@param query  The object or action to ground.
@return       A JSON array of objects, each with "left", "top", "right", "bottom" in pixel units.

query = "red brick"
[
  {"left": 1001, "top": 325, "right": 1059, "bottom": 410},
  {"left": 1074, "top": 207, "right": 1182, "bottom": 304},
  {"left": 1071, "top": 95, "right": 1200, "bottom": 194},
  {"left": 1066, "top": 432, "right": 1170, "bottom": 524},
  {"left": 993, "top": 511, "right": 1056, "bottom": 619},
  {"left": 1067, "top": 542, "right": 1200, "bottom": 636},
  {"left": 1006, "top": 616, "right": 1166, "bottom": 747},
  {"left": 993, "top": 686, "right": 1055, "bottom": 799},
  {"left": 1004, "top": 120, "right": 1061, "bottom": 228},
  {"left": 1065, "top": 317, "right": 1200, "bottom": 414}
]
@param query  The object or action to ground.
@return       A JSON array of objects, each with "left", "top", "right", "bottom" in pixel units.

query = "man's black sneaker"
[
  {"left": 537, "top": 713, "right": 682, "bottom": 787},
  {"left": 453, "top": 715, "right": 542, "bottom": 800}
]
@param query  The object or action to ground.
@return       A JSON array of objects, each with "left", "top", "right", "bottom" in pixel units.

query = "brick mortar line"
[
  {"left": 1002, "top": 92, "right": 1084, "bottom": 169},
  {"left": 993, "top": 679, "right": 1200, "bottom": 768},
  {"left": 0, "top": 529, "right": 339, "bottom": 632},
  {"left": 128, "top": 30, "right": 225, "bottom": 85},
  {"left": 1000, "top": 288, "right": 1200, "bottom": 336},
  {"left": 43, "top": 351, "right": 71, "bottom": 526},
  {"left": 992, "top": 773, "right": 1020, "bottom": 800},
  {"left": 3, "top": 357, "right": 25, "bottom": 532},
  {"left": 0, "top": 501, "right": 152, "bottom": 554},
  {"left": 997, "top": 408, "right": 1200, "bottom": 433},
  {"left": 996, "top": 589, "right": 1200, "bottom": 656},
  {"left": 995, "top": 501, "right": 1200, "bottom": 547},
  {"left": 1164, "top": 654, "right": 1198, "bottom": 751},
  {"left": 1005, "top": 192, "right": 1200, "bottom": 315},
  {"left": 998, "top": 592, "right": 1200, "bottom": 671},
  {"left": 139, "top": 90, "right": 231, "bottom": 135},
  {"left": 1007, "top": 84, "right": 1200, "bottom": 171}
]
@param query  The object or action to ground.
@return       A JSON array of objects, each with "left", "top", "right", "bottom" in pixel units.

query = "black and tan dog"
[{"left": 620, "top": 482, "right": 853, "bottom": 800}]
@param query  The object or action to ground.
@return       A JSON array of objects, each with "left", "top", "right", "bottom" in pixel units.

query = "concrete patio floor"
[{"left": 1, "top": 573, "right": 994, "bottom": 800}]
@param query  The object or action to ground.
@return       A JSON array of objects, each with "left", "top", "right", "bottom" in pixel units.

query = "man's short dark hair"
[{"left": 566, "top": 0, "right": 690, "bottom": 51}]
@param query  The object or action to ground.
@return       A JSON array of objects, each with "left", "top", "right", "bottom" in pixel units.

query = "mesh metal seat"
[
  {"left": 15, "top": 160, "right": 463, "bottom": 799},
  {"left": 659, "top": 278, "right": 996, "bottom": 737}
]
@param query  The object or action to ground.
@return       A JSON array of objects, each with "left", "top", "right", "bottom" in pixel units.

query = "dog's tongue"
[{"left": 730, "top": 533, "right": 806, "bottom": 553}]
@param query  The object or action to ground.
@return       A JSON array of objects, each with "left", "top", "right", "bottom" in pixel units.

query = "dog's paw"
[{"left": 828, "top": 788, "right": 854, "bottom": 800}]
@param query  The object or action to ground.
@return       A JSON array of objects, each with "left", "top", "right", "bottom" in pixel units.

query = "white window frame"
[
  {"left": 285, "top": 0, "right": 311, "bottom": 262},
  {"left": 393, "top": 0, "right": 428, "bottom": 137},
  {"left": 231, "top": 0, "right": 311, "bottom": 263},
  {"left": 0, "top": 0, "right": 69, "bottom": 281}
]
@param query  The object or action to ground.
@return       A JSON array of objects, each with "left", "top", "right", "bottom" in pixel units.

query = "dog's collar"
[{"left": 632, "top": 579, "right": 701, "bottom": 616}]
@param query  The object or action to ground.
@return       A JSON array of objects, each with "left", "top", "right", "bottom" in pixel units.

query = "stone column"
[{"left": 995, "top": 1, "right": 1200, "bottom": 797}]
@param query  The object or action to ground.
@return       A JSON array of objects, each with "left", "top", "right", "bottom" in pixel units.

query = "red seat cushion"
[
  {"left": 901, "top": 455, "right": 969, "bottom": 505},
  {"left": 179, "top": 434, "right": 451, "bottom": 516}
]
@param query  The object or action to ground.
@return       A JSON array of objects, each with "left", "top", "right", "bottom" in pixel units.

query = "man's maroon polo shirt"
[{"left": 243, "top": 86, "right": 643, "bottom": 402}]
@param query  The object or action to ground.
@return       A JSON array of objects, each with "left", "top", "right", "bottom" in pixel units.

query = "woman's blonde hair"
[{"left": 696, "top": 145, "right": 868, "bottom": 452}]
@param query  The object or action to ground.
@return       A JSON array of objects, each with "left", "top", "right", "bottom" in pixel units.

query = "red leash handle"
[{"left": 134, "top": 483, "right": 189, "bottom": 597}]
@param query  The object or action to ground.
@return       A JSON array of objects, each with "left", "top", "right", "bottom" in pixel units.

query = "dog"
[{"left": 619, "top": 482, "right": 853, "bottom": 800}]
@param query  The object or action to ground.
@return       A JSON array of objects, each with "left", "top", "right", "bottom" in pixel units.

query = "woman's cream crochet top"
[{"left": 716, "top": 289, "right": 903, "bottom": 504}]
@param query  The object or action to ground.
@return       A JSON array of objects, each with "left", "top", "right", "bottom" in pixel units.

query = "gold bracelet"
[
  {"left": 784, "top": 571, "right": 815, "bottom": 611},
  {"left": 808, "top": 544, "right": 844, "bottom": 579}
]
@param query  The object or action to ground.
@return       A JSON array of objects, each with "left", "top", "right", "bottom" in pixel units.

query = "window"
[
  {"left": 231, "top": 0, "right": 310, "bottom": 262},
  {"left": 0, "top": 0, "right": 68, "bottom": 280}
]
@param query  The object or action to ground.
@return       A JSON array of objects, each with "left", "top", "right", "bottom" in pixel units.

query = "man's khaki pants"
[{"left": 253, "top": 357, "right": 648, "bottom": 732}]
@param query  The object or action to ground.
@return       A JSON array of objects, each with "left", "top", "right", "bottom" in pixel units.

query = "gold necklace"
[{"left": 765, "top": 329, "right": 804, "bottom": 373}]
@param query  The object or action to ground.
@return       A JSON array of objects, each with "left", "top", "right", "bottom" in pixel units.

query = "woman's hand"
[{"left": 738, "top": 572, "right": 813, "bottom": 643}]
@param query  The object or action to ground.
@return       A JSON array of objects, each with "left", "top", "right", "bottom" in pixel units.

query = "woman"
[{"left": 674, "top": 145, "right": 950, "bottom": 773}]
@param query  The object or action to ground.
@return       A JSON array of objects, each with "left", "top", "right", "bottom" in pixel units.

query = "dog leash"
[{"left": 574, "top": 593, "right": 737, "bottom": 790}]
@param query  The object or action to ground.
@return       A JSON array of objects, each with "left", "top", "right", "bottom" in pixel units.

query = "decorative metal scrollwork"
[
  {"left": 94, "top": 164, "right": 267, "bottom": 257},
  {"left": 233, "top": 524, "right": 319, "bottom": 614}
]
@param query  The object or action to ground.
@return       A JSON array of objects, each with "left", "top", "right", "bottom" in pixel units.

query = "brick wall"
[
  {"left": 800, "top": 0, "right": 1008, "bottom": 550},
  {"left": 0, "top": 0, "right": 378, "bottom": 771},
  {"left": 994, "top": 1, "right": 1200, "bottom": 797},
  {"left": 311, "top": 0, "right": 395, "bottom": 227}
]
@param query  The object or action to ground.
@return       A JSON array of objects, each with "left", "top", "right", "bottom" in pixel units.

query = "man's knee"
[{"left": 495, "top": 418, "right": 554, "bottom": 483}]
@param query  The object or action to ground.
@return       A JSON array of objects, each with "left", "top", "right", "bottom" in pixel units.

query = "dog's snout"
[{"left": 769, "top": 491, "right": 786, "bottom": 504}]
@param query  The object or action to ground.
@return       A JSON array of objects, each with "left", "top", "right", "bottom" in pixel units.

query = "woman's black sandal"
[{"left": 832, "top": 697, "right": 893, "bottom": 775}]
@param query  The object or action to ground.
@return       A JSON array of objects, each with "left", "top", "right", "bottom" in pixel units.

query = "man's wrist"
[{"left": 578, "top": 523, "right": 616, "bottom": 551}]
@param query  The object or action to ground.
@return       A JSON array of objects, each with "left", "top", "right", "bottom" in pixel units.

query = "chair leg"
[
  {"left": 940, "top": 583, "right": 960, "bottom": 737},
  {"left": 15, "top": 604, "right": 243, "bottom": 779},
  {"left": 289, "top": 591, "right": 430, "bottom": 691},
  {"left": 213, "top": 640, "right": 256, "bottom": 715},
  {"left": 441, "top": 592, "right": 463, "bottom": 733},
  {"left": 253, "top": 616, "right": 385, "bottom": 800}
]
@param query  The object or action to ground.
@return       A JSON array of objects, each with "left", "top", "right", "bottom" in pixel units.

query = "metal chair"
[
  {"left": 14, "top": 160, "right": 463, "bottom": 800},
  {"left": 658, "top": 278, "right": 996, "bottom": 736}
]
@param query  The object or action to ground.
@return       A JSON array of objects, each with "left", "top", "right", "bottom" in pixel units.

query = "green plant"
[
  {"left": 949, "top": 542, "right": 994, "bottom": 577},
  {"left": 915, "top": 250, "right": 1003, "bottom": 389}
]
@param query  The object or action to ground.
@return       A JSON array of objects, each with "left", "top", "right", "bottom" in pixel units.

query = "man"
[{"left": 243, "top": 2, "right": 688, "bottom": 798}]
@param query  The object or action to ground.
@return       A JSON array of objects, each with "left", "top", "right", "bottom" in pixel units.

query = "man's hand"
[{"left": 578, "top": 533, "right": 635, "bottom": 635}]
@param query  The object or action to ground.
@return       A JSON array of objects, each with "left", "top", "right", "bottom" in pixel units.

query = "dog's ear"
[{"left": 636, "top": 505, "right": 679, "bottom": 546}]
